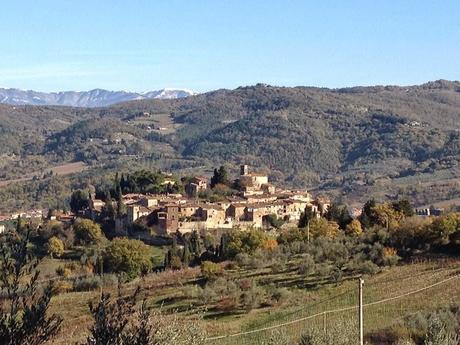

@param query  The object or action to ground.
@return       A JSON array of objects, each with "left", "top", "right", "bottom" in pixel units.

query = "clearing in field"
[{"left": 0, "top": 161, "right": 88, "bottom": 187}]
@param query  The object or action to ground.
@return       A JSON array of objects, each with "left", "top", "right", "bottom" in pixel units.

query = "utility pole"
[{"left": 358, "top": 278, "right": 364, "bottom": 345}]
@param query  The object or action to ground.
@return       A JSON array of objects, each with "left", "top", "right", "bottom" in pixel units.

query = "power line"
[{"left": 206, "top": 272, "right": 460, "bottom": 341}]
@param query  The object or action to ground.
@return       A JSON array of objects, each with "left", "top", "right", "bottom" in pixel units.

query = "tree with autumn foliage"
[
  {"left": 345, "top": 219, "right": 363, "bottom": 236},
  {"left": 308, "top": 218, "right": 340, "bottom": 239}
]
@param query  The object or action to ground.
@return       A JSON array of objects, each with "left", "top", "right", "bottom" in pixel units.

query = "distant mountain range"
[{"left": 0, "top": 87, "right": 195, "bottom": 107}]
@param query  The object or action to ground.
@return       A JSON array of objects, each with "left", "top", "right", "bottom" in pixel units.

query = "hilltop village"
[
  {"left": 84, "top": 165, "right": 331, "bottom": 235},
  {"left": 0, "top": 164, "right": 445, "bottom": 237}
]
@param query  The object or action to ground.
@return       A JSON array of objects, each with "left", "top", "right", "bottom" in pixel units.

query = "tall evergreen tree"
[
  {"left": 298, "top": 206, "right": 316, "bottom": 228},
  {"left": 116, "top": 185, "right": 125, "bottom": 218},
  {"left": 325, "top": 204, "right": 352, "bottom": 229},
  {"left": 104, "top": 191, "right": 116, "bottom": 221},
  {"left": 190, "top": 230, "right": 201, "bottom": 259},
  {"left": 182, "top": 241, "right": 191, "bottom": 267},
  {"left": 210, "top": 166, "right": 229, "bottom": 188},
  {"left": 392, "top": 199, "right": 414, "bottom": 217},
  {"left": 360, "top": 199, "right": 377, "bottom": 229},
  {"left": 16, "top": 214, "right": 22, "bottom": 233},
  {"left": 219, "top": 233, "right": 229, "bottom": 259},
  {"left": 171, "top": 236, "right": 178, "bottom": 256},
  {"left": 114, "top": 172, "right": 120, "bottom": 195},
  {"left": 120, "top": 174, "right": 126, "bottom": 193}
]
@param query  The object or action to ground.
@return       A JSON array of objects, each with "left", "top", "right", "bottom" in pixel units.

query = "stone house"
[
  {"left": 185, "top": 176, "right": 208, "bottom": 197},
  {"left": 238, "top": 165, "right": 269, "bottom": 195},
  {"left": 226, "top": 203, "right": 247, "bottom": 221},
  {"left": 198, "top": 204, "right": 226, "bottom": 228},
  {"left": 127, "top": 205, "right": 153, "bottom": 224},
  {"left": 157, "top": 204, "right": 180, "bottom": 234},
  {"left": 178, "top": 203, "right": 201, "bottom": 219}
]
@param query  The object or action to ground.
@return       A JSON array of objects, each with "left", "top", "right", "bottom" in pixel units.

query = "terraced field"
[{"left": 47, "top": 259, "right": 460, "bottom": 344}]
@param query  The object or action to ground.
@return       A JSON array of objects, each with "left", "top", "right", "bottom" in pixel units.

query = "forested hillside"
[{"left": 1, "top": 80, "right": 460, "bottom": 211}]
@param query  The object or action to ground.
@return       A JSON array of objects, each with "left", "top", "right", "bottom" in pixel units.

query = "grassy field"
[
  {"left": 202, "top": 259, "right": 460, "bottom": 344},
  {"left": 0, "top": 161, "right": 88, "bottom": 187},
  {"left": 45, "top": 258, "right": 460, "bottom": 344}
]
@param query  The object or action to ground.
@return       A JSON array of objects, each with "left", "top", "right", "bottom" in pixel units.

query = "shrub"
[
  {"left": 298, "top": 254, "right": 316, "bottom": 277},
  {"left": 264, "top": 214, "right": 286, "bottom": 229},
  {"left": 203, "top": 278, "right": 240, "bottom": 310},
  {"left": 52, "top": 280, "right": 73, "bottom": 295},
  {"left": 299, "top": 318, "right": 358, "bottom": 345},
  {"left": 181, "top": 285, "right": 205, "bottom": 301},
  {"left": 249, "top": 255, "right": 266, "bottom": 270},
  {"left": 102, "top": 274, "right": 119, "bottom": 287},
  {"left": 262, "top": 237, "right": 279, "bottom": 251},
  {"left": 73, "top": 276, "right": 102, "bottom": 292},
  {"left": 262, "top": 330, "right": 291, "bottom": 345},
  {"left": 316, "top": 263, "right": 332, "bottom": 278},
  {"left": 424, "top": 316, "right": 459, "bottom": 345},
  {"left": 241, "top": 281, "right": 267, "bottom": 311},
  {"left": 428, "top": 213, "right": 460, "bottom": 246},
  {"left": 269, "top": 287, "right": 291, "bottom": 306},
  {"left": 47, "top": 236, "right": 64, "bottom": 258},
  {"left": 235, "top": 253, "right": 251, "bottom": 267},
  {"left": 201, "top": 261, "right": 223, "bottom": 281},
  {"left": 382, "top": 247, "right": 400, "bottom": 266},
  {"left": 331, "top": 266, "right": 343, "bottom": 283},
  {"left": 169, "top": 255, "right": 182, "bottom": 270},
  {"left": 309, "top": 218, "right": 340, "bottom": 239},
  {"left": 353, "top": 260, "right": 379, "bottom": 275},
  {"left": 64, "top": 262, "right": 79, "bottom": 271},
  {"left": 271, "top": 261, "right": 286, "bottom": 274},
  {"left": 223, "top": 261, "right": 238, "bottom": 270},
  {"left": 345, "top": 219, "right": 363, "bottom": 236},
  {"left": 392, "top": 216, "right": 432, "bottom": 251},
  {"left": 215, "top": 297, "right": 238, "bottom": 313},
  {"left": 55, "top": 266, "right": 72, "bottom": 278}
]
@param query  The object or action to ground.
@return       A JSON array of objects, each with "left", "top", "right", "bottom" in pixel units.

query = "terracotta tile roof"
[{"left": 200, "top": 204, "right": 224, "bottom": 210}]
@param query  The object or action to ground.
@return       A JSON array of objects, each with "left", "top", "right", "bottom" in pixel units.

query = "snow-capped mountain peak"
[{"left": 0, "top": 87, "right": 196, "bottom": 107}]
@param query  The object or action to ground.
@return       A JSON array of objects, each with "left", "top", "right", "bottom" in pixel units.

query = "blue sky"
[{"left": 0, "top": 0, "right": 459, "bottom": 92}]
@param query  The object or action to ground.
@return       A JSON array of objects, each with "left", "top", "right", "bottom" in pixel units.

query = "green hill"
[{"left": 1, "top": 80, "right": 460, "bottom": 210}]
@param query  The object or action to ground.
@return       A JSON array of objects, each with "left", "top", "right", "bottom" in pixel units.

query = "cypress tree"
[
  {"left": 120, "top": 174, "right": 126, "bottom": 193},
  {"left": 190, "top": 230, "right": 201, "bottom": 258},
  {"left": 182, "top": 242, "right": 191, "bottom": 267},
  {"left": 104, "top": 191, "right": 115, "bottom": 221},
  {"left": 116, "top": 185, "right": 125, "bottom": 218},
  {"left": 171, "top": 236, "right": 178, "bottom": 257},
  {"left": 16, "top": 215, "right": 22, "bottom": 233},
  {"left": 298, "top": 206, "right": 315, "bottom": 228}
]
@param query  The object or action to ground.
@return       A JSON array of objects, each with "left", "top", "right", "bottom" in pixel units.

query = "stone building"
[{"left": 185, "top": 176, "right": 208, "bottom": 197}]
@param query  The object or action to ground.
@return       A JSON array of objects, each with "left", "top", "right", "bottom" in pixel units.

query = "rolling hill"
[{"left": 1, "top": 80, "right": 460, "bottom": 211}]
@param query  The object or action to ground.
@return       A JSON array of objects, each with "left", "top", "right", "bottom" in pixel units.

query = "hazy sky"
[{"left": 1, "top": 0, "right": 459, "bottom": 92}]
